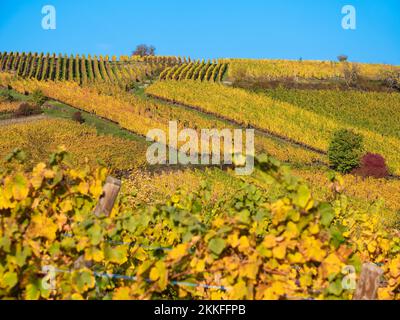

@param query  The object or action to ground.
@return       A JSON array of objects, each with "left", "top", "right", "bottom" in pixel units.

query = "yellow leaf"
[
  {"left": 283, "top": 222, "right": 299, "bottom": 239},
  {"left": 272, "top": 244, "right": 286, "bottom": 260},
  {"left": 388, "top": 255, "right": 400, "bottom": 278},
  {"left": 84, "top": 247, "right": 104, "bottom": 262},
  {"left": 288, "top": 252, "right": 305, "bottom": 264},
  {"left": 78, "top": 181, "right": 89, "bottom": 195},
  {"left": 213, "top": 218, "right": 225, "bottom": 228},
  {"left": 367, "top": 240, "right": 377, "bottom": 254},
  {"left": 71, "top": 293, "right": 84, "bottom": 300},
  {"left": 149, "top": 266, "right": 159, "bottom": 281},
  {"left": 227, "top": 232, "right": 239, "bottom": 248},
  {"left": 240, "top": 262, "right": 259, "bottom": 280},
  {"left": 27, "top": 215, "right": 58, "bottom": 241},
  {"left": 380, "top": 239, "right": 390, "bottom": 253},
  {"left": 89, "top": 179, "right": 103, "bottom": 197},
  {"left": 59, "top": 200, "right": 73, "bottom": 213},
  {"left": 31, "top": 163, "right": 46, "bottom": 189},
  {"left": 378, "top": 288, "right": 394, "bottom": 300},
  {"left": 262, "top": 235, "right": 276, "bottom": 249},
  {"left": 12, "top": 173, "right": 30, "bottom": 201},
  {"left": 320, "top": 253, "right": 343, "bottom": 278},
  {"left": 262, "top": 282, "right": 286, "bottom": 300},
  {"left": 113, "top": 287, "right": 131, "bottom": 300},
  {"left": 168, "top": 244, "right": 188, "bottom": 261},
  {"left": 195, "top": 259, "right": 206, "bottom": 273},
  {"left": 0, "top": 189, "right": 13, "bottom": 209},
  {"left": 154, "top": 261, "right": 168, "bottom": 290},
  {"left": 179, "top": 288, "right": 188, "bottom": 298},
  {"left": 309, "top": 223, "right": 320, "bottom": 235},
  {"left": 299, "top": 273, "right": 312, "bottom": 287},
  {"left": 301, "top": 237, "right": 326, "bottom": 262},
  {"left": 230, "top": 280, "right": 248, "bottom": 300},
  {"left": 238, "top": 236, "right": 250, "bottom": 252}
]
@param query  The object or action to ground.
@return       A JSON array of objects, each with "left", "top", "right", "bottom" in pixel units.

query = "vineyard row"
[
  {"left": 159, "top": 61, "right": 228, "bottom": 82},
  {"left": 0, "top": 52, "right": 175, "bottom": 85}
]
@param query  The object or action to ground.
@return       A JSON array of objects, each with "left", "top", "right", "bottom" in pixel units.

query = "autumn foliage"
[
  {"left": 353, "top": 153, "right": 389, "bottom": 179},
  {"left": 0, "top": 150, "right": 398, "bottom": 300}
]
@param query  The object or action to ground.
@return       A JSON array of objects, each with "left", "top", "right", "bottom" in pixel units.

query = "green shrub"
[
  {"left": 0, "top": 91, "right": 14, "bottom": 102},
  {"left": 30, "top": 89, "right": 47, "bottom": 106},
  {"left": 328, "top": 129, "right": 364, "bottom": 173}
]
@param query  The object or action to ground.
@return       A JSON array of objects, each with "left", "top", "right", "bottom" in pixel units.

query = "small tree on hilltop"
[
  {"left": 132, "top": 44, "right": 156, "bottom": 57},
  {"left": 338, "top": 55, "right": 348, "bottom": 62}
]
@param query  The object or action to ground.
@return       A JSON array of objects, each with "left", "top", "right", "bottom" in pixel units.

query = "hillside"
[{"left": 0, "top": 54, "right": 399, "bottom": 301}]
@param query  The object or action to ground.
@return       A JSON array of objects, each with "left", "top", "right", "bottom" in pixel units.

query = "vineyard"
[
  {"left": 221, "top": 58, "right": 400, "bottom": 81},
  {"left": 0, "top": 118, "right": 148, "bottom": 170},
  {"left": 263, "top": 88, "right": 400, "bottom": 139},
  {"left": 0, "top": 151, "right": 399, "bottom": 300},
  {"left": 0, "top": 73, "right": 326, "bottom": 166},
  {"left": 146, "top": 80, "right": 400, "bottom": 175},
  {"left": 0, "top": 100, "right": 20, "bottom": 114},
  {"left": 0, "top": 51, "right": 181, "bottom": 87},
  {"left": 159, "top": 61, "right": 228, "bottom": 82},
  {"left": 0, "top": 52, "right": 399, "bottom": 301}
]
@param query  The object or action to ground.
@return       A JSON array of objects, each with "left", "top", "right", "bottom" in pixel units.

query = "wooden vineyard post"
[
  {"left": 93, "top": 176, "right": 121, "bottom": 217},
  {"left": 353, "top": 263, "right": 384, "bottom": 300}
]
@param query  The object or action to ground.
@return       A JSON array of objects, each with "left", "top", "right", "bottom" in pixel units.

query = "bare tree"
[{"left": 132, "top": 44, "right": 156, "bottom": 57}]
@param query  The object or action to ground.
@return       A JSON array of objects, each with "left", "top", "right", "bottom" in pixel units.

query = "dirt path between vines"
[{"left": 0, "top": 114, "right": 49, "bottom": 127}]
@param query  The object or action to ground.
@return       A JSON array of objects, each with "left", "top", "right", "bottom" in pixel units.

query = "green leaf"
[
  {"left": 330, "top": 225, "right": 346, "bottom": 248},
  {"left": 328, "top": 279, "right": 343, "bottom": 296},
  {"left": 5, "top": 148, "right": 26, "bottom": 163},
  {"left": 208, "top": 238, "right": 226, "bottom": 256},
  {"left": 61, "top": 237, "right": 76, "bottom": 249},
  {"left": 348, "top": 254, "right": 362, "bottom": 273},
  {"left": 104, "top": 245, "right": 128, "bottom": 264},
  {"left": 15, "top": 245, "right": 31, "bottom": 267},
  {"left": 72, "top": 270, "right": 95, "bottom": 292},
  {"left": 3, "top": 272, "right": 18, "bottom": 289},
  {"left": 320, "top": 203, "right": 335, "bottom": 227},
  {"left": 295, "top": 185, "right": 311, "bottom": 208},
  {"left": 25, "top": 283, "right": 40, "bottom": 300},
  {"left": 87, "top": 223, "right": 102, "bottom": 245}
]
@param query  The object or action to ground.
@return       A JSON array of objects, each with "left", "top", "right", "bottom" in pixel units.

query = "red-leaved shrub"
[{"left": 352, "top": 153, "right": 389, "bottom": 178}]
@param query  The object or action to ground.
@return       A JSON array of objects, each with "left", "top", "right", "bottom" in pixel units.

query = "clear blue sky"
[{"left": 0, "top": 0, "right": 399, "bottom": 64}]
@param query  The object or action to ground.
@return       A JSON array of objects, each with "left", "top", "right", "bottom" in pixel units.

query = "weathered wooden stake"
[
  {"left": 93, "top": 176, "right": 121, "bottom": 217},
  {"left": 353, "top": 263, "right": 383, "bottom": 300}
]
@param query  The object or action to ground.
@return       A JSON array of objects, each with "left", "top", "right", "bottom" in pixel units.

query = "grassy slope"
[
  {"left": 0, "top": 118, "right": 149, "bottom": 171},
  {"left": 43, "top": 100, "right": 146, "bottom": 143}
]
